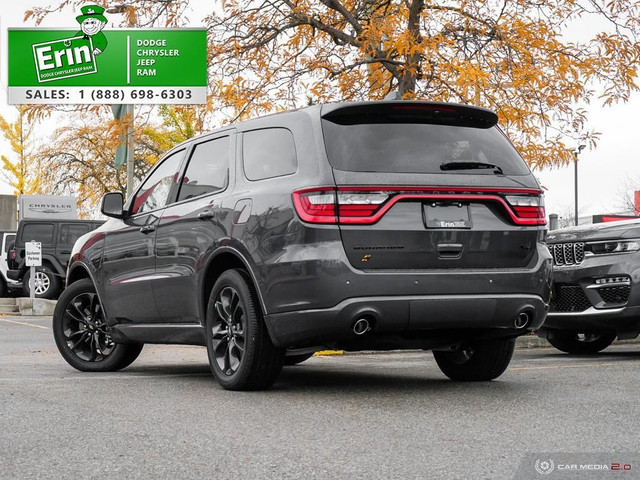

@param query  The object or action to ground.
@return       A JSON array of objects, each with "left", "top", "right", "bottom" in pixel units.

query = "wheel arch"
[
  {"left": 200, "top": 247, "right": 266, "bottom": 326},
  {"left": 40, "top": 255, "right": 66, "bottom": 277},
  {"left": 65, "top": 262, "right": 115, "bottom": 322},
  {"left": 67, "top": 262, "right": 93, "bottom": 286}
]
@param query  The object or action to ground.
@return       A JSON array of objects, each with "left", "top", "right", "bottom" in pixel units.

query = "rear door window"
[
  {"left": 22, "top": 224, "right": 55, "bottom": 245},
  {"left": 243, "top": 128, "right": 298, "bottom": 180},
  {"left": 59, "top": 224, "right": 90, "bottom": 246},
  {"left": 177, "top": 136, "right": 230, "bottom": 202}
]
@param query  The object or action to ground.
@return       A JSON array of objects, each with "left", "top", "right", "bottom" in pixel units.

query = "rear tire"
[
  {"left": 433, "top": 338, "right": 516, "bottom": 381},
  {"left": 547, "top": 331, "right": 616, "bottom": 354},
  {"left": 205, "top": 269, "right": 284, "bottom": 390},
  {"left": 53, "top": 279, "right": 143, "bottom": 372},
  {"left": 23, "top": 268, "right": 61, "bottom": 299},
  {"left": 284, "top": 352, "right": 314, "bottom": 366}
]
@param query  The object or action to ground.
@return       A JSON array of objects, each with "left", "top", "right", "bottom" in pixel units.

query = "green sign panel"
[{"left": 8, "top": 28, "right": 207, "bottom": 104}]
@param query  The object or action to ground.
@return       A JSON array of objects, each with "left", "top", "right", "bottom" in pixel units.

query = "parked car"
[
  {"left": 539, "top": 219, "right": 640, "bottom": 353},
  {"left": 7, "top": 219, "right": 104, "bottom": 299},
  {"left": 0, "top": 231, "right": 17, "bottom": 296},
  {"left": 52, "top": 100, "right": 552, "bottom": 390}
]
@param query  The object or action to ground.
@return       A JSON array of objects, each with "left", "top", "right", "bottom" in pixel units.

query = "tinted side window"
[
  {"left": 132, "top": 149, "right": 185, "bottom": 214},
  {"left": 177, "top": 137, "right": 230, "bottom": 202},
  {"left": 59, "top": 224, "right": 90, "bottom": 245},
  {"left": 4, "top": 235, "right": 15, "bottom": 252},
  {"left": 243, "top": 128, "right": 297, "bottom": 181},
  {"left": 22, "top": 224, "right": 54, "bottom": 245}
]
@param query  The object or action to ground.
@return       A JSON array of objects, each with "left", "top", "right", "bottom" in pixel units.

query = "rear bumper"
[{"left": 264, "top": 293, "right": 548, "bottom": 348}]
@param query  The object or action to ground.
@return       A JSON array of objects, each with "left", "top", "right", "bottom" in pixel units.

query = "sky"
[{"left": 0, "top": 1, "right": 639, "bottom": 222}]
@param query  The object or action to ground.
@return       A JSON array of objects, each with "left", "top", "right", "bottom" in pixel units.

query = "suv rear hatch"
[{"left": 294, "top": 102, "right": 545, "bottom": 270}]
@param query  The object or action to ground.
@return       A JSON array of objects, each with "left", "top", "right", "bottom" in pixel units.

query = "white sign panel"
[
  {"left": 19, "top": 194, "right": 77, "bottom": 220},
  {"left": 25, "top": 241, "right": 42, "bottom": 267}
]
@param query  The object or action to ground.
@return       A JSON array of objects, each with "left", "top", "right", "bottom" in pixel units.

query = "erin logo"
[{"left": 31, "top": 5, "right": 108, "bottom": 83}]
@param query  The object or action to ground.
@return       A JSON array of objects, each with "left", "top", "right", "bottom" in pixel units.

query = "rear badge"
[{"left": 361, "top": 254, "right": 372, "bottom": 263}]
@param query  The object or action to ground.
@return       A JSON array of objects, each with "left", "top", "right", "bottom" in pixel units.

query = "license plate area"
[{"left": 423, "top": 201, "right": 472, "bottom": 229}]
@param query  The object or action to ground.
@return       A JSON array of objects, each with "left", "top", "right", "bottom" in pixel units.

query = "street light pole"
[{"left": 573, "top": 144, "right": 586, "bottom": 226}]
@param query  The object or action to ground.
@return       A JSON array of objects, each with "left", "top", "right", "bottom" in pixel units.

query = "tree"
[
  {"left": 38, "top": 105, "right": 207, "bottom": 216},
  {"left": 207, "top": 0, "right": 640, "bottom": 168},
  {"left": 0, "top": 106, "right": 44, "bottom": 195},
  {"left": 616, "top": 174, "right": 640, "bottom": 214},
  {"left": 26, "top": 1, "right": 640, "bottom": 176}
]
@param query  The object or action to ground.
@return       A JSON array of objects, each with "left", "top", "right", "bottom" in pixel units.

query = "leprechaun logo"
[
  {"left": 75, "top": 5, "right": 108, "bottom": 55},
  {"left": 31, "top": 5, "right": 108, "bottom": 83}
]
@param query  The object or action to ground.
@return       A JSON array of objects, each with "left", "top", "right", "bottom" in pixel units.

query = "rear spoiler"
[{"left": 321, "top": 101, "right": 498, "bottom": 129}]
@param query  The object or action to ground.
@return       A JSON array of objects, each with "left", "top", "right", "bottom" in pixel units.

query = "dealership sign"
[
  {"left": 8, "top": 28, "right": 207, "bottom": 104},
  {"left": 19, "top": 195, "right": 78, "bottom": 220}
]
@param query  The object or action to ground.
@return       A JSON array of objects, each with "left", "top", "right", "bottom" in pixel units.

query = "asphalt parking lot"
[{"left": 1, "top": 315, "right": 639, "bottom": 480}]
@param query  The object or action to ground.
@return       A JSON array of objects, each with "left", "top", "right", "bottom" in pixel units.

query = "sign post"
[{"left": 25, "top": 241, "right": 42, "bottom": 301}]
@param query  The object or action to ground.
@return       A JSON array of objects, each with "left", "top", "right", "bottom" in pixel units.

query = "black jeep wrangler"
[{"left": 7, "top": 219, "right": 104, "bottom": 299}]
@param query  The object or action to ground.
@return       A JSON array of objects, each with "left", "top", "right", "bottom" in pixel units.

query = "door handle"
[
  {"left": 198, "top": 210, "right": 215, "bottom": 220},
  {"left": 60, "top": 250, "right": 71, "bottom": 254},
  {"left": 139, "top": 225, "right": 156, "bottom": 234},
  {"left": 437, "top": 243, "right": 463, "bottom": 258}
]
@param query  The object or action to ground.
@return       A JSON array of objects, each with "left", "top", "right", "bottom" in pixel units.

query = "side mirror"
[{"left": 100, "top": 192, "right": 125, "bottom": 219}]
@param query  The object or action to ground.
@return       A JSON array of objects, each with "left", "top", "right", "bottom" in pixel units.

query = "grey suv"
[{"left": 52, "top": 101, "right": 552, "bottom": 390}]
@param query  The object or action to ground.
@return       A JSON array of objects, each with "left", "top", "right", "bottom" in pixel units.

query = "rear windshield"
[{"left": 322, "top": 107, "right": 530, "bottom": 175}]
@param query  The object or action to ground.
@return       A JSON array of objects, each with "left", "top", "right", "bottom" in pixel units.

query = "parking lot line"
[
  {"left": 511, "top": 360, "right": 640, "bottom": 371},
  {"left": 0, "top": 318, "right": 50, "bottom": 330}
]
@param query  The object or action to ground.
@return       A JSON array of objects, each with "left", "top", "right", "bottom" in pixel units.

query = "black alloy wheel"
[
  {"left": 211, "top": 285, "right": 246, "bottom": 375},
  {"left": 206, "top": 269, "right": 284, "bottom": 390},
  {"left": 53, "top": 279, "right": 143, "bottom": 372},
  {"left": 62, "top": 291, "right": 115, "bottom": 362}
]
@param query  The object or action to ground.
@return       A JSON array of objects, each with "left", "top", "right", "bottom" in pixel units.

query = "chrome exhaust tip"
[
  {"left": 514, "top": 312, "right": 530, "bottom": 329},
  {"left": 352, "top": 318, "right": 370, "bottom": 335}
]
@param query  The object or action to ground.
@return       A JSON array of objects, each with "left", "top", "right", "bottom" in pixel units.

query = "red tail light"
[
  {"left": 293, "top": 188, "right": 389, "bottom": 224},
  {"left": 505, "top": 195, "right": 546, "bottom": 224},
  {"left": 293, "top": 187, "right": 546, "bottom": 226}
]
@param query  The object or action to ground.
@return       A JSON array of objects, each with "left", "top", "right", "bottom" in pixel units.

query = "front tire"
[
  {"left": 205, "top": 269, "right": 284, "bottom": 390},
  {"left": 547, "top": 331, "right": 616, "bottom": 354},
  {"left": 23, "top": 268, "right": 61, "bottom": 299},
  {"left": 433, "top": 338, "right": 516, "bottom": 381},
  {"left": 53, "top": 279, "right": 143, "bottom": 372}
]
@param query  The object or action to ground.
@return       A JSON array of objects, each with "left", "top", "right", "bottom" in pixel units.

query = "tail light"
[
  {"left": 505, "top": 195, "right": 546, "bottom": 224},
  {"left": 294, "top": 187, "right": 546, "bottom": 226},
  {"left": 293, "top": 188, "right": 389, "bottom": 224}
]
